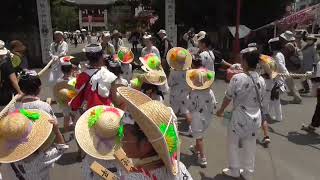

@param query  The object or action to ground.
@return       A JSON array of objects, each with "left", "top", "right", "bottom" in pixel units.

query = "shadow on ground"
[
  {"left": 199, "top": 172, "right": 242, "bottom": 180},
  {"left": 56, "top": 152, "right": 81, "bottom": 166},
  {"left": 287, "top": 131, "right": 320, "bottom": 146}
]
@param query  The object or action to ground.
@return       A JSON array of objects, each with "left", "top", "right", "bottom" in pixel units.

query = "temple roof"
[{"left": 64, "top": 0, "right": 116, "bottom": 5}]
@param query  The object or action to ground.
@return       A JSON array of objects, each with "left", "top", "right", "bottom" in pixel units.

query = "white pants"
[
  {"left": 227, "top": 128, "right": 257, "bottom": 175},
  {"left": 269, "top": 99, "right": 282, "bottom": 121}
]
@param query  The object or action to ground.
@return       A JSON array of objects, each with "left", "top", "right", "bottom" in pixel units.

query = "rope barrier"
[
  {"left": 277, "top": 72, "right": 313, "bottom": 79},
  {"left": 0, "top": 58, "right": 55, "bottom": 119}
]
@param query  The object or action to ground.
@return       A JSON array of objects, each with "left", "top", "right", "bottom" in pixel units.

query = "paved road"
[{"left": 1, "top": 43, "right": 319, "bottom": 180}]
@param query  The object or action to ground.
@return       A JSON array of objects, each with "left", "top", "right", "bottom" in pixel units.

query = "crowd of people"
[{"left": 0, "top": 26, "right": 319, "bottom": 180}]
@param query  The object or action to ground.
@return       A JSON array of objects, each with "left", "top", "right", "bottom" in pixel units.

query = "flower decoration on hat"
[
  {"left": 160, "top": 124, "right": 179, "bottom": 157},
  {"left": 170, "top": 48, "right": 188, "bottom": 64},
  {"left": 140, "top": 53, "right": 161, "bottom": 71},
  {"left": 88, "top": 107, "right": 105, "bottom": 128},
  {"left": 87, "top": 107, "right": 125, "bottom": 141},
  {"left": 117, "top": 47, "right": 134, "bottom": 64},
  {"left": 60, "top": 56, "right": 75, "bottom": 66},
  {"left": 130, "top": 77, "right": 143, "bottom": 89},
  {"left": 19, "top": 109, "right": 41, "bottom": 122}
]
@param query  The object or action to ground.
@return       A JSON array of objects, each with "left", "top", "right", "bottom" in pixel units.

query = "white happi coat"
[{"left": 48, "top": 41, "right": 69, "bottom": 84}]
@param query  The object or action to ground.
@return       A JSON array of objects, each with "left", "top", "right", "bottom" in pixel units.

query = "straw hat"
[
  {"left": 143, "top": 70, "right": 167, "bottom": 86},
  {"left": 75, "top": 105, "right": 124, "bottom": 160},
  {"left": 53, "top": 81, "right": 77, "bottom": 107},
  {"left": 260, "top": 54, "right": 278, "bottom": 79},
  {"left": 166, "top": 47, "right": 192, "bottom": 71},
  {"left": 0, "top": 40, "right": 8, "bottom": 56},
  {"left": 117, "top": 47, "right": 134, "bottom": 64},
  {"left": 0, "top": 109, "right": 53, "bottom": 163},
  {"left": 117, "top": 87, "right": 180, "bottom": 175},
  {"left": 196, "top": 31, "right": 206, "bottom": 41},
  {"left": 306, "top": 34, "right": 317, "bottom": 42},
  {"left": 139, "top": 53, "right": 163, "bottom": 72},
  {"left": 157, "top": 29, "right": 167, "bottom": 35},
  {"left": 186, "top": 68, "right": 215, "bottom": 90},
  {"left": 280, "top": 31, "right": 295, "bottom": 42}
]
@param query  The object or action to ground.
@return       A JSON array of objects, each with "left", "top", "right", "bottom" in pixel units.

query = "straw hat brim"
[
  {"left": 143, "top": 71, "right": 167, "bottom": 86},
  {"left": 75, "top": 105, "right": 121, "bottom": 160},
  {"left": 117, "top": 87, "right": 178, "bottom": 175},
  {"left": 0, "top": 110, "right": 53, "bottom": 163},
  {"left": 186, "top": 69, "right": 214, "bottom": 90},
  {"left": 166, "top": 47, "right": 192, "bottom": 71},
  {"left": 53, "top": 81, "right": 76, "bottom": 107}
]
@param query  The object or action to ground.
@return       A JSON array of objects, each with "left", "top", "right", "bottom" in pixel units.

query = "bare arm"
[
  {"left": 216, "top": 96, "right": 232, "bottom": 117},
  {"left": 9, "top": 73, "right": 22, "bottom": 94}
]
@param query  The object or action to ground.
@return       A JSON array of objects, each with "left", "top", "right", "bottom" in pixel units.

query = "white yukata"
[
  {"left": 199, "top": 50, "right": 215, "bottom": 71},
  {"left": 168, "top": 70, "right": 191, "bottom": 115},
  {"left": 124, "top": 161, "right": 193, "bottom": 180},
  {"left": 225, "top": 71, "right": 266, "bottom": 177},
  {"left": 82, "top": 155, "right": 124, "bottom": 180},
  {"left": 11, "top": 144, "right": 68, "bottom": 180},
  {"left": 188, "top": 89, "right": 217, "bottom": 139},
  {"left": 48, "top": 41, "right": 69, "bottom": 84},
  {"left": 121, "top": 64, "right": 133, "bottom": 82}
]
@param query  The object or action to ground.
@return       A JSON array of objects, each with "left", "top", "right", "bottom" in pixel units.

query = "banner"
[
  {"left": 277, "top": 4, "right": 320, "bottom": 29},
  {"left": 36, "top": 0, "right": 53, "bottom": 64}
]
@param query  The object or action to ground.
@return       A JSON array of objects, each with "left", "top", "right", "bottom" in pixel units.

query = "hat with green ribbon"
[
  {"left": 0, "top": 109, "right": 53, "bottom": 163},
  {"left": 75, "top": 105, "right": 125, "bottom": 160}
]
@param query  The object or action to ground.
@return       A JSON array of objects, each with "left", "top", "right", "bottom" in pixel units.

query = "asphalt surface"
[{"left": 1, "top": 42, "right": 319, "bottom": 180}]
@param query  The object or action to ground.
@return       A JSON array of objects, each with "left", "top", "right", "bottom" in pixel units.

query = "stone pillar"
[
  {"left": 103, "top": 9, "right": 108, "bottom": 30},
  {"left": 165, "top": 0, "right": 177, "bottom": 46},
  {"left": 79, "top": 9, "right": 82, "bottom": 28},
  {"left": 36, "top": 0, "right": 53, "bottom": 64}
]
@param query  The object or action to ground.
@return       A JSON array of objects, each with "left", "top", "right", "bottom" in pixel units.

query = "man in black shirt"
[
  {"left": 158, "top": 29, "right": 173, "bottom": 75},
  {"left": 0, "top": 40, "right": 22, "bottom": 107}
]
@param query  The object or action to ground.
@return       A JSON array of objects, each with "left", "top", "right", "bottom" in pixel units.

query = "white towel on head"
[{"left": 90, "top": 67, "right": 117, "bottom": 97}]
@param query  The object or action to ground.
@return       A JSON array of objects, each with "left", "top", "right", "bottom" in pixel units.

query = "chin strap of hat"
[{"left": 149, "top": 107, "right": 181, "bottom": 174}]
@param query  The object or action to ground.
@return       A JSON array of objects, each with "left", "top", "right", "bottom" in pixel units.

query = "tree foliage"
[{"left": 50, "top": 0, "right": 79, "bottom": 31}]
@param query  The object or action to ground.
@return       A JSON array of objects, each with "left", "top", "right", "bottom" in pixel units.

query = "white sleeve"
[
  {"left": 276, "top": 54, "right": 289, "bottom": 74},
  {"left": 59, "top": 42, "right": 68, "bottom": 57},
  {"left": 49, "top": 43, "right": 55, "bottom": 58},
  {"left": 225, "top": 75, "right": 238, "bottom": 99}
]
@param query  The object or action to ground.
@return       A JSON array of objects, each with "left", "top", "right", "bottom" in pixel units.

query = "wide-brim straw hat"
[
  {"left": 306, "top": 34, "right": 318, "bottom": 42},
  {"left": 117, "top": 87, "right": 179, "bottom": 175},
  {"left": 166, "top": 47, "right": 192, "bottom": 71},
  {"left": 139, "top": 53, "right": 164, "bottom": 72},
  {"left": 280, "top": 31, "right": 295, "bottom": 42},
  {"left": 260, "top": 55, "right": 278, "bottom": 79},
  {"left": 186, "top": 68, "right": 215, "bottom": 90},
  {"left": 143, "top": 70, "right": 167, "bottom": 86},
  {"left": 0, "top": 109, "right": 53, "bottom": 163},
  {"left": 117, "top": 47, "right": 134, "bottom": 64},
  {"left": 0, "top": 40, "right": 8, "bottom": 56},
  {"left": 75, "top": 105, "right": 124, "bottom": 160},
  {"left": 53, "top": 81, "right": 77, "bottom": 107}
]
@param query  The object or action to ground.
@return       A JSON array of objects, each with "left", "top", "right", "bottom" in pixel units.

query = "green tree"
[{"left": 50, "top": 0, "right": 79, "bottom": 31}]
